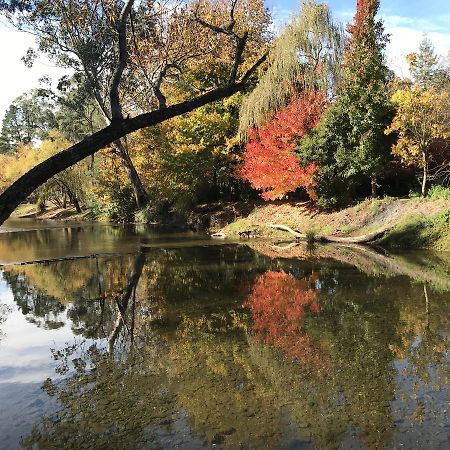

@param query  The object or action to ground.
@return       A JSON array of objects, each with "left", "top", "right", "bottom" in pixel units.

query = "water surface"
[{"left": 0, "top": 222, "right": 449, "bottom": 449}]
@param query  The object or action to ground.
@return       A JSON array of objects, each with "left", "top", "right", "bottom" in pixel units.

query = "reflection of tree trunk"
[
  {"left": 113, "top": 140, "right": 148, "bottom": 208},
  {"left": 108, "top": 251, "right": 146, "bottom": 354}
]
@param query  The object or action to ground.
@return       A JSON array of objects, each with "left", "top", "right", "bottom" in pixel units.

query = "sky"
[{"left": 1, "top": 0, "right": 450, "bottom": 122}]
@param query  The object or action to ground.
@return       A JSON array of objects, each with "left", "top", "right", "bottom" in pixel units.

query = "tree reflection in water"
[
  {"left": 244, "top": 270, "right": 328, "bottom": 374},
  {"left": 0, "top": 302, "right": 12, "bottom": 344},
  {"left": 1, "top": 245, "right": 449, "bottom": 449}
]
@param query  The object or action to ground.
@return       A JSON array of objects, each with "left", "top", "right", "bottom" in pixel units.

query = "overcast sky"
[{"left": 1, "top": 0, "right": 450, "bottom": 122}]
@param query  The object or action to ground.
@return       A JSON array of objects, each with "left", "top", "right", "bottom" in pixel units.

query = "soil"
[
  {"left": 14, "top": 204, "right": 95, "bottom": 222},
  {"left": 219, "top": 197, "right": 450, "bottom": 242}
]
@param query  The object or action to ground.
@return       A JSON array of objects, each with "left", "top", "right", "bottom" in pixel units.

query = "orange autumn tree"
[
  {"left": 244, "top": 270, "right": 327, "bottom": 373},
  {"left": 239, "top": 90, "right": 326, "bottom": 200}
]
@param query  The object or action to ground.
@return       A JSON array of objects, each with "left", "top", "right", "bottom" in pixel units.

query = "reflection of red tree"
[{"left": 245, "top": 271, "right": 326, "bottom": 372}]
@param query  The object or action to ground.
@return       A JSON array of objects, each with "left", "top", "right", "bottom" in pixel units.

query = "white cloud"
[
  {"left": 383, "top": 16, "right": 450, "bottom": 76},
  {"left": 268, "top": 3, "right": 293, "bottom": 34},
  {"left": 0, "top": 28, "right": 69, "bottom": 122}
]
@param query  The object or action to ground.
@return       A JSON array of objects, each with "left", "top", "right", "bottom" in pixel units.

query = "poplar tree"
[
  {"left": 332, "top": 0, "right": 393, "bottom": 197},
  {"left": 299, "top": 0, "right": 393, "bottom": 205}
]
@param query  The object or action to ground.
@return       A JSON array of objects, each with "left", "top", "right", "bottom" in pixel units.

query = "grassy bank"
[
  {"left": 379, "top": 210, "right": 450, "bottom": 250},
  {"left": 219, "top": 197, "right": 450, "bottom": 251}
]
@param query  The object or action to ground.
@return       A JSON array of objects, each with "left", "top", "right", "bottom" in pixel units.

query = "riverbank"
[
  {"left": 12, "top": 203, "right": 96, "bottom": 222},
  {"left": 217, "top": 197, "right": 450, "bottom": 251},
  {"left": 11, "top": 198, "right": 450, "bottom": 250}
]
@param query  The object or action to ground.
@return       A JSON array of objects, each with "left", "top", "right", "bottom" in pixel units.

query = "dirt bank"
[
  {"left": 13, "top": 204, "right": 96, "bottom": 222},
  {"left": 218, "top": 198, "right": 450, "bottom": 250}
]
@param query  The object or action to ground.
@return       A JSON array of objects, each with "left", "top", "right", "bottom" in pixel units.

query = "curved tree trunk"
[
  {"left": 0, "top": 82, "right": 246, "bottom": 226},
  {"left": 114, "top": 140, "right": 148, "bottom": 208}
]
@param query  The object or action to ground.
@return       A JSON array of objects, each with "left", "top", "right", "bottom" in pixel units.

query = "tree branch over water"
[{"left": 0, "top": 0, "right": 268, "bottom": 225}]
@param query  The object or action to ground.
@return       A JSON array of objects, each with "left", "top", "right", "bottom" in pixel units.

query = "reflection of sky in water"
[
  {"left": 0, "top": 236, "right": 449, "bottom": 449},
  {"left": 0, "top": 276, "right": 75, "bottom": 449},
  {"left": 0, "top": 276, "right": 74, "bottom": 384}
]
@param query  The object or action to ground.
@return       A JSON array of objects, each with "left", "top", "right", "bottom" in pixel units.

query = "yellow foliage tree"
[
  {"left": 0, "top": 131, "right": 90, "bottom": 211},
  {"left": 385, "top": 87, "right": 450, "bottom": 196}
]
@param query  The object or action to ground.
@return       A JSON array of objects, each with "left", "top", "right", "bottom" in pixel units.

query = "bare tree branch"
[{"left": 229, "top": 32, "right": 248, "bottom": 83}]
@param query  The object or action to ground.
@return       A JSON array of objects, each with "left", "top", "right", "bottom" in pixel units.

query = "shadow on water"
[{"left": 0, "top": 228, "right": 449, "bottom": 449}]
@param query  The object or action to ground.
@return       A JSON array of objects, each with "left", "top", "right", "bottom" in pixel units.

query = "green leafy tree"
[
  {"left": 55, "top": 75, "right": 105, "bottom": 143},
  {"left": 298, "top": 0, "right": 394, "bottom": 206},
  {"left": 0, "top": 89, "right": 57, "bottom": 153},
  {"left": 407, "top": 36, "right": 440, "bottom": 89}
]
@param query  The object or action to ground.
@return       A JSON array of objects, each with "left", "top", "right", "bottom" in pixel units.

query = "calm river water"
[{"left": 0, "top": 221, "right": 449, "bottom": 449}]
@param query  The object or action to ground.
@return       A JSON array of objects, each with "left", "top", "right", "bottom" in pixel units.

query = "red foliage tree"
[
  {"left": 244, "top": 270, "right": 328, "bottom": 373},
  {"left": 239, "top": 90, "right": 326, "bottom": 200},
  {"left": 347, "top": 0, "right": 379, "bottom": 39}
]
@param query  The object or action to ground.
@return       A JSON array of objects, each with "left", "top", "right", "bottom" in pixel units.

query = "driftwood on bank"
[{"left": 269, "top": 224, "right": 391, "bottom": 244}]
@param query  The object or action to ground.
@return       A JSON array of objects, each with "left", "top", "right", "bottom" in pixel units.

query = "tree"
[
  {"left": 297, "top": 0, "right": 393, "bottom": 205},
  {"left": 149, "top": 96, "right": 243, "bottom": 209},
  {"left": 239, "top": 0, "right": 342, "bottom": 132},
  {"left": 55, "top": 75, "right": 105, "bottom": 143},
  {"left": 0, "top": 89, "right": 57, "bottom": 153},
  {"left": 0, "top": 132, "right": 90, "bottom": 212},
  {"left": 239, "top": 90, "right": 325, "bottom": 200},
  {"left": 385, "top": 87, "right": 450, "bottom": 196},
  {"left": 0, "top": 0, "right": 269, "bottom": 225},
  {"left": 407, "top": 36, "right": 440, "bottom": 89},
  {"left": 332, "top": 0, "right": 392, "bottom": 197}
]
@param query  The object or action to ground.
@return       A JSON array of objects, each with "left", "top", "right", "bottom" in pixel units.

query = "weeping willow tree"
[{"left": 239, "top": 0, "right": 343, "bottom": 133}]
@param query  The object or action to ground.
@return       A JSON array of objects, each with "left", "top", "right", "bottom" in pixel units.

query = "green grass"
[
  {"left": 428, "top": 185, "right": 450, "bottom": 200},
  {"left": 379, "top": 209, "right": 450, "bottom": 250}
]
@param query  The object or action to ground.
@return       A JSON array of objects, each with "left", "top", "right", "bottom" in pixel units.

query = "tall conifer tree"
[
  {"left": 299, "top": 0, "right": 393, "bottom": 204},
  {"left": 332, "top": 0, "right": 392, "bottom": 196}
]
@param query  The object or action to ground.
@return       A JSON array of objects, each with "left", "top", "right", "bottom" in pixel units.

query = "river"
[{"left": 0, "top": 221, "right": 449, "bottom": 449}]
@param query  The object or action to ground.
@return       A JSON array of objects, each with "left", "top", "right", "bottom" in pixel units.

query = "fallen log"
[
  {"left": 0, "top": 252, "right": 135, "bottom": 267},
  {"left": 269, "top": 224, "right": 391, "bottom": 244},
  {"left": 211, "top": 232, "right": 227, "bottom": 239}
]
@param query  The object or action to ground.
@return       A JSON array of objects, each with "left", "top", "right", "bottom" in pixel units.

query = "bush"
[
  {"left": 101, "top": 186, "right": 136, "bottom": 222},
  {"left": 428, "top": 185, "right": 450, "bottom": 200}
]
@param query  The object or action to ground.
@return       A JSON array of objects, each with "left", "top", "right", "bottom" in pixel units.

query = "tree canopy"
[
  {"left": 0, "top": 0, "right": 270, "bottom": 224},
  {"left": 1, "top": 0, "right": 450, "bottom": 222}
]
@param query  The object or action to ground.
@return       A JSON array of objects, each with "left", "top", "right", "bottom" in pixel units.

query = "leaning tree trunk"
[
  {"left": 114, "top": 140, "right": 148, "bottom": 208},
  {"left": 69, "top": 193, "right": 82, "bottom": 213},
  {"left": 421, "top": 151, "right": 429, "bottom": 197},
  {"left": 0, "top": 82, "right": 246, "bottom": 226}
]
